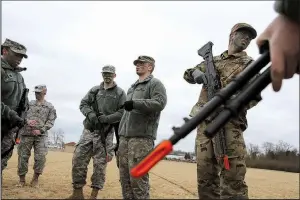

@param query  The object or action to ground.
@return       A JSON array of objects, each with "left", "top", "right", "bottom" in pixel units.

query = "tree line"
[
  {"left": 246, "top": 140, "right": 299, "bottom": 173},
  {"left": 171, "top": 140, "right": 299, "bottom": 173}
]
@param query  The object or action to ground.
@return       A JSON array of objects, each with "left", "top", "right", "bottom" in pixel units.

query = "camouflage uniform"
[
  {"left": 118, "top": 56, "right": 167, "bottom": 199},
  {"left": 183, "top": 24, "right": 261, "bottom": 199},
  {"left": 71, "top": 65, "right": 126, "bottom": 198},
  {"left": 1, "top": 39, "right": 28, "bottom": 171},
  {"left": 17, "top": 85, "right": 57, "bottom": 178}
]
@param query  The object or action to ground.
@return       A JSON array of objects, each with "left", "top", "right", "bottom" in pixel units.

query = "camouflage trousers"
[
  {"left": 118, "top": 136, "right": 154, "bottom": 199},
  {"left": 17, "top": 135, "right": 48, "bottom": 176},
  {"left": 72, "top": 129, "right": 114, "bottom": 190},
  {"left": 1, "top": 131, "right": 16, "bottom": 171},
  {"left": 196, "top": 121, "right": 248, "bottom": 199}
]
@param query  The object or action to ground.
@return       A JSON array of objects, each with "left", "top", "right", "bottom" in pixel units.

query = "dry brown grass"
[{"left": 2, "top": 150, "right": 299, "bottom": 199}]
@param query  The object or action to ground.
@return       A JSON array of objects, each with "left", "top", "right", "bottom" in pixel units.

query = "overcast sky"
[{"left": 2, "top": 1, "right": 299, "bottom": 152}]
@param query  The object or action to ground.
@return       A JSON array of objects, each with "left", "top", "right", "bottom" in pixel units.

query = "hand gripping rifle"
[
  {"left": 130, "top": 42, "right": 271, "bottom": 178},
  {"left": 2, "top": 88, "right": 29, "bottom": 158}
]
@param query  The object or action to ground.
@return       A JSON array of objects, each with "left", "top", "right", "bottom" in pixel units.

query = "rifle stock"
[{"left": 130, "top": 42, "right": 271, "bottom": 178}]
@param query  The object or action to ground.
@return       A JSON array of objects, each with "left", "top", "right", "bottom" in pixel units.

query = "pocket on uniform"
[
  {"left": 132, "top": 139, "right": 153, "bottom": 165},
  {"left": 133, "top": 87, "right": 148, "bottom": 99}
]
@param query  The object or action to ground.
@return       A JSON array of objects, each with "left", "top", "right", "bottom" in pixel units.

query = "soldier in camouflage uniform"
[
  {"left": 1, "top": 38, "right": 37, "bottom": 173},
  {"left": 183, "top": 23, "right": 262, "bottom": 199},
  {"left": 68, "top": 65, "right": 126, "bottom": 199},
  {"left": 17, "top": 84, "right": 57, "bottom": 187},
  {"left": 118, "top": 56, "right": 167, "bottom": 199}
]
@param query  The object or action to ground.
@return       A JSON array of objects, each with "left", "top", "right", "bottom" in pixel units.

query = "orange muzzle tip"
[{"left": 130, "top": 140, "right": 173, "bottom": 178}]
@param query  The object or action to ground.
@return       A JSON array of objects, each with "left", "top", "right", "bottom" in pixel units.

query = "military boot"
[
  {"left": 67, "top": 188, "right": 84, "bottom": 199},
  {"left": 90, "top": 188, "right": 99, "bottom": 199},
  {"left": 16, "top": 175, "right": 26, "bottom": 187},
  {"left": 30, "top": 173, "right": 40, "bottom": 187}
]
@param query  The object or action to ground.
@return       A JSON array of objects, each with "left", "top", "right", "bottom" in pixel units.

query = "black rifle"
[
  {"left": 130, "top": 42, "right": 271, "bottom": 178},
  {"left": 2, "top": 88, "right": 29, "bottom": 158},
  {"left": 198, "top": 41, "right": 229, "bottom": 169},
  {"left": 92, "top": 91, "right": 113, "bottom": 159}
]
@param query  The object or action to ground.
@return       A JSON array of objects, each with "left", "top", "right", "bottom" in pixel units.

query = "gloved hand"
[
  {"left": 9, "top": 111, "right": 25, "bottom": 128},
  {"left": 15, "top": 117, "right": 25, "bottom": 128},
  {"left": 88, "top": 112, "right": 99, "bottom": 126},
  {"left": 192, "top": 69, "right": 207, "bottom": 84},
  {"left": 123, "top": 100, "right": 134, "bottom": 111},
  {"left": 98, "top": 115, "right": 109, "bottom": 123}
]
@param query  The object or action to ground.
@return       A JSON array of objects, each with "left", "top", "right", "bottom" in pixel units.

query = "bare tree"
[
  {"left": 275, "top": 140, "right": 293, "bottom": 152},
  {"left": 50, "top": 128, "right": 65, "bottom": 148},
  {"left": 247, "top": 143, "right": 260, "bottom": 159},
  {"left": 262, "top": 142, "right": 274, "bottom": 154}
]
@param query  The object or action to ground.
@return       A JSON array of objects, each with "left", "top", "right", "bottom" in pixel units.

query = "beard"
[{"left": 104, "top": 77, "right": 112, "bottom": 83}]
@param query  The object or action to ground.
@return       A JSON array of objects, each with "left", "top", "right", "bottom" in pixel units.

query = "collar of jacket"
[
  {"left": 99, "top": 81, "right": 117, "bottom": 90},
  {"left": 1, "top": 57, "right": 27, "bottom": 72},
  {"left": 220, "top": 50, "right": 247, "bottom": 59},
  {"left": 131, "top": 74, "right": 154, "bottom": 87}
]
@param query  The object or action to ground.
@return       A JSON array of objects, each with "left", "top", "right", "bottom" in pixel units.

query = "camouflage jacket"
[
  {"left": 274, "top": 0, "right": 300, "bottom": 24},
  {"left": 80, "top": 82, "right": 126, "bottom": 130},
  {"left": 21, "top": 100, "right": 57, "bottom": 136},
  {"left": 118, "top": 75, "right": 167, "bottom": 140},
  {"left": 1, "top": 58, "right": 28, "bottom": 130},
  {"left": 183, "top": 50, "right": 262, "bottom": 131}
]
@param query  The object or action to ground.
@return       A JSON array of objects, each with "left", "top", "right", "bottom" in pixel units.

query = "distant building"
[
  {"left": 64, "top": 142, "right": 76, "bottom": 153},
  {"left": 65, "top": 142, "right": 76, "bottom": 146}
]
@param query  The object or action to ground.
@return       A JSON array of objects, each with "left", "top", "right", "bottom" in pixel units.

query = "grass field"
[{"left": 2, "top": 150, "right": 299, "bottom": 199}]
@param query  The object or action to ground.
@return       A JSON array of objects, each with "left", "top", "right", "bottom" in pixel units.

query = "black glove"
[
  {"left": 98, "top": 115, "right": 109, "bottom": 123},
  {"left": 15, "top": 118, "right": 25, "bottom": 128},
  {"left": 123, "top": 100, "right": 134, "bottom": 111},
  {"left": 88, "top": 112, "right": 99, "bottom": 126},
  {"left": 9, "top": 110, "right": 25, "bottom": 128}
]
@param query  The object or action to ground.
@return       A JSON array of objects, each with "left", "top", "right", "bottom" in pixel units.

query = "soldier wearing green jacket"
[
  {"left": 117, "top": 55, "right": 167, "bottom": 199},
  {"left": 1, "top": 38, "right": 37, "bottom": 172},
  {"left": 68, "top": 65, "right": 126, "bottom": 200}
]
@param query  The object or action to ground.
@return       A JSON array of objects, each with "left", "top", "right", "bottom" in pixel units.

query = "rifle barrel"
[{"left": 204, "top": 66, "right": 271, "bottom": 137}]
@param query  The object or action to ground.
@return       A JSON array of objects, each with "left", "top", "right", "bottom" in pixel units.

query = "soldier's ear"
[
  {"left": 2, "top": 48, "right": 8, "bottom": 56},
  {"left": 114, "top": 74, "right": 116, "bottom": 78}
]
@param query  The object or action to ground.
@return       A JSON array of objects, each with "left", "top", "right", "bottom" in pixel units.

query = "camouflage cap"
[
  {"left": 1, "top": 38, "right": 28, "bottom": 58},
  {"left": 34, "top": 84, "right": 47, "bottom": 92},
  {"left": 230, "top": 23, "right": 257, "bottom": 39},
  {"left": 101, "top": 65, "right": 115, "bottom": 73},
  {"left": 133, "top": 55, "right": 155, "bottom": 66}
]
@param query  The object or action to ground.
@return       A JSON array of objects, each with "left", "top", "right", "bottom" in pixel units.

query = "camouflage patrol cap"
[
  {"left": 133, "top": 55, "right": 155, "bottom": 66},
  {"left": 101, "top": 65, "right": 115, "bottom": 73},
  {"left": 34, "top": 84, "right": 47, "bottom": 92},
  {"left": 1, "top": 38, "right": 28, "bottom": 58},
  {"left": 230, "top": 23, "right": 257, "bottom": 39}
]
